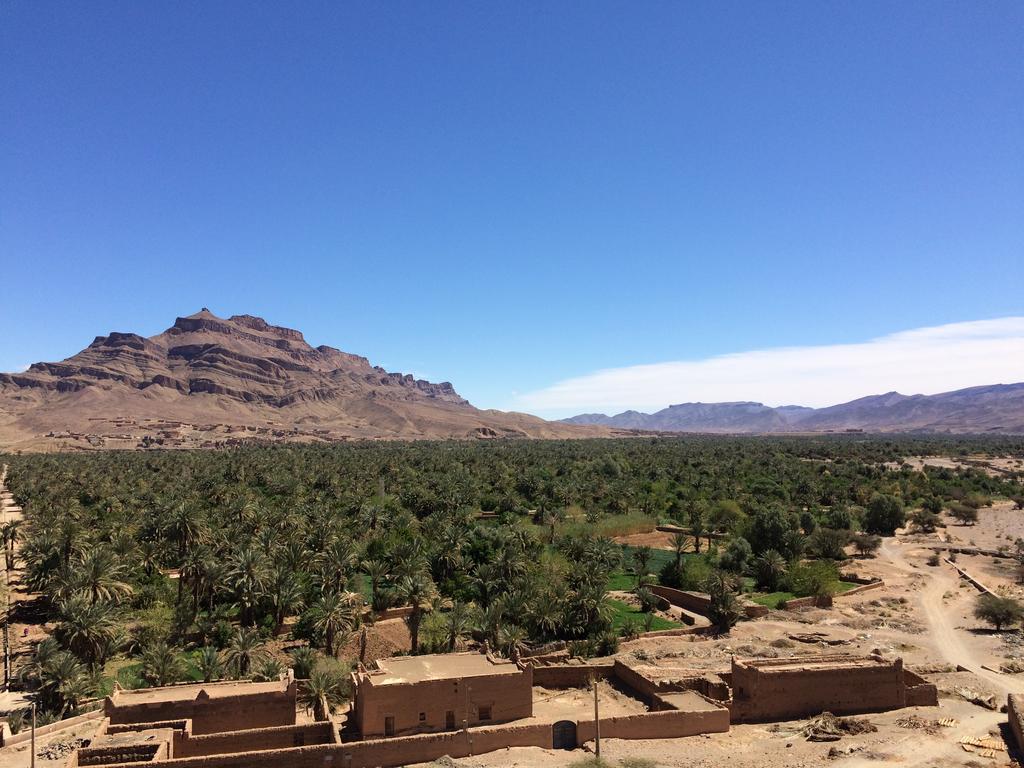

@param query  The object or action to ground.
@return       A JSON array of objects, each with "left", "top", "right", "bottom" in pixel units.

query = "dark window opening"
[
  {"left": 385, "top": 716, "right": 395, "bottom": 736},
  {"left": 419, "top": 712, "right": 426, "bottom": 722},
  {"left": 478, "top": 705, "right": 492, "bottom": 721},
  {"left": 446, "top": 711, "right": 455, "bottom": 730}
]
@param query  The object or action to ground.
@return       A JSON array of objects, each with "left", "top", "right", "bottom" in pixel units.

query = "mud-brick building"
[
  {"left": 729, "top": 654, "right": 937, "bottom": 722},
  {"left": 351, "top": 651, "right": 533, "bottom": 738}
]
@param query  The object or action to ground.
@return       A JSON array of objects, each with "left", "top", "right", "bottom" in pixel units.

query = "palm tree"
[
  {"left": 444, "top": 602, "right": 475, "bottom": 652},
  {"left": 753, "top": 550, "right": 787, "bottom": 592},
  {"left": 632, "top": 545, "right": 652, "bottom": 586},
  {"left": 478, "top": 601, "right": 504, "bottom": 648},
  {"left": 197, "top": 646, "right": 222, "bottom": 683},
  {"left": 76, "top": 547, "right": 133, "bottom": 605},
  {"left": 316, "top": 537, "right": 358, "bottom": 596},
  {"left": 290, "top": 646, "right": 317, "bottom": 679},
  {"left": 252, "top": 658, "right": 285, "bottom": 682},
  {"left": 672, "top": 531, "right": 689, "bottom": 565},
  {"left": 361, "top": 559, "right": 390, "bottom": 612},
  {"left": 530, "top": 595, "right": 562, "bottom": 641},
  {"left": 167, "top": 502, "right": 205, "bottom": 559},
  {"left": 140, "top": 641, "right": 186, "bottom": 687},
  {"left": 269, "top": 566, "right": 305, "bottom": 630},
  {"left": 38, "top": 650, "right": 91, "bottom": 716},
  {"left": 396, "top": 572, "right": 438, "bottom": 654},
  {"left": 227, "top": 546, "right": 269, "bottom": 626},
  {"left": 299, "top": 667, "right": 348, "bottom": 722},
  {"left": 224, "top": 627, "right": 267, "bottom": 678},
  {"left": 309, "top": 591, "right": 360, "bottom": 657},
  {"left": 54, "top": 594, "right": 119, "bottom": 668}
]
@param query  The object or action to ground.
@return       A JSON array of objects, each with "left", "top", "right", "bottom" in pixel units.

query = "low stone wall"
[
  {"left": 835, "top": 581, "right": 884, "bottom": 598},
  {"left": 779, "top": 595, "right": 833, "bottom": 610},
  {"left": 1009, "top": 695, "right": 1024, "bottom": 751},
  {"left": 173, "top": 722, "right": 335, "bottom": 757}
]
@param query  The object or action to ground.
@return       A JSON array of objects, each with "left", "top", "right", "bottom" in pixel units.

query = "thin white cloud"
[{"left": 514, "top": 317, "right": 1024, "bottom": 417}]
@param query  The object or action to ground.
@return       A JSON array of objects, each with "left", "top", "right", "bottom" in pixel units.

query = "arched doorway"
[{"left": 552, "top": 720, "right": 577, "bottom": 750}]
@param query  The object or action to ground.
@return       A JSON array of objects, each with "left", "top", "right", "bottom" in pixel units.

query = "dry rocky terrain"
[{"left": 0, "top": 310, "right": 611, "bottom": 450}]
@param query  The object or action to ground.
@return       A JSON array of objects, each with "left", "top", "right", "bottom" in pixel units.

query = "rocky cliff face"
[{"left": 0, "top": 310, "right": 605, "bottom": 450}]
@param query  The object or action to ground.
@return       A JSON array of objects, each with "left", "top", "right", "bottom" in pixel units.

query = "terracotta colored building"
[
  {"left": 729, "top": 654, "right": 937, "bottom": 722},
  {"left": 351, "top": 651, "right": 533, "bottom": 738}
]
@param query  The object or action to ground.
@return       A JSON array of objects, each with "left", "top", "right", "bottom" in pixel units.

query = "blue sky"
[{"left": 2, "top": 2, "right": 1022, "bottom": 417}]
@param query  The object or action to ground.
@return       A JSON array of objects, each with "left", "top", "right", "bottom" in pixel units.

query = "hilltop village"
[{"left": 0, "top": 438, "right": 1022, "bottom": 767}]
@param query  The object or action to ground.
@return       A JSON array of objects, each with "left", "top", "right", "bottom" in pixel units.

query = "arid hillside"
[{"left": 0, "top": 309, "right": 607, "bottom": 450}]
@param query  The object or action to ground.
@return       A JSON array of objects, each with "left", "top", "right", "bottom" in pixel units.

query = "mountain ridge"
[
  {"left": 0, "top": 309, "right": 609, "bottom": 450},
  {"left": 562, "top": 382, "right": 1024, "bottom": 434}
]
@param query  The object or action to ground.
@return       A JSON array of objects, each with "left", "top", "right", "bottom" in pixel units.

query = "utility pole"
[
  {"left": 30, "top": 703, "right": 36, "bottom": 768},
  {"left": 593, "top": 677, "right": 601, "bottom": 759}
]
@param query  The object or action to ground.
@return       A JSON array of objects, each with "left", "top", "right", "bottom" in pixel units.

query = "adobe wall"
[
  {"left": 73, "top": 722, "right": 556, "bottom": 768},
  {"left": 531, "top": 663, "right": 613, "bottom": 689},
  {"left": 354, "top": 666, "right": 533, "bottom": 738},
  {"left": 649, "top": 586, "right": 768, "bottom": 619},
  {"left": 1009, "top": 694, "right": 1024, "bottom": 751},
  {"left": 650, "top": 586, "right": 710, "bottom": 615},
  {"left": 576, "top": 707, "right": 730, "bottom": 743},
  {"left": 903, "top": 670, "right": 938, "bottom": 707},
  {"left": 730, "top": 657, "right": 905, "bottom": 722},
  {"left": 610, "top": 662, "right": 730, "bottom": 706},
  {"left": 2, "top": 709, "right": 104, "bottom": 748},
  {"left": 74, "top": 707, "right": 733, "bottom": 768},
  {"left": 779, "top": 595, "right": 833, "bottom": 610},
  {"left": 105, "top": 683, "right": 296, "bottom": 735},
  {"left": 173, "top": 722, "right": 335, "bottom": 757}
]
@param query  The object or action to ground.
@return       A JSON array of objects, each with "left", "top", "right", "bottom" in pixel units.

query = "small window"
[
  {"left": 478, "top": 705, "right": 492, "bottom": 721},
  {"left": 384, "top": 716, "right": 395, "bottom": 737},
  {"left": 419, "top": 712, "right": 426, "bottom": 722}
]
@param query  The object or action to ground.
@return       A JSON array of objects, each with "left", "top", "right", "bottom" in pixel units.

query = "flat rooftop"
[
  {"left": 737, "top": 655, "right": 890, "bottom": 673},
  {"left": 367, "top": 653, "right": 522, "bottom": 685},
  {"left": 110, "top": 679, "right": 288, "bottom": 704}
]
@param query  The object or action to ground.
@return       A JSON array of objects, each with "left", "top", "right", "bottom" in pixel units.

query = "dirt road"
[{"left": 880, "top": 537, "right": 1024, "bottom": 695}]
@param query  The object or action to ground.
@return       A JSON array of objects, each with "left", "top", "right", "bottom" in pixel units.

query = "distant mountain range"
[
  {"left": 0, "top": 309, "right": 610, "bottom": 450},
  {"left": 562, "top": 383, "right": 1024, "bottom": 434}
]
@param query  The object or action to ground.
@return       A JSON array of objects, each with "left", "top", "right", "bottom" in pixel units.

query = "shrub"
[
  {"left": 786, "top": 561, "right": 839, "bottom": 598},
  {"left": 948, "top": 502, "right": 978, "bottom": 526},
  {"left": 974, "top": 593, "right": 1024, "bottom": 631},
  {"left": 851, "top": 533, "right": 881, "bottom": 557},
  {"left": 719, "top": 537, "right": 752, "bottom": 574},
  {"left": 807, "top": 528, "right": 850, "bottom": 560},
  {"left": 863, "top": 494, "right": 905, "bottom": 536}
]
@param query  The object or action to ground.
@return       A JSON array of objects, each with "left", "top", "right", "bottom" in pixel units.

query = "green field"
[
  {"left": 607, "top": 598, "right": 681, "bottom": 632},
  {"left": 750, "top": 580, "right": 860, "bottom": 609}
]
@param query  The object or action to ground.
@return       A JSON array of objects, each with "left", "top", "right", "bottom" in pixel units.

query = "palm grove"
[{"left": 3, "top": 436, "right": 1021, "bottom": 721}]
